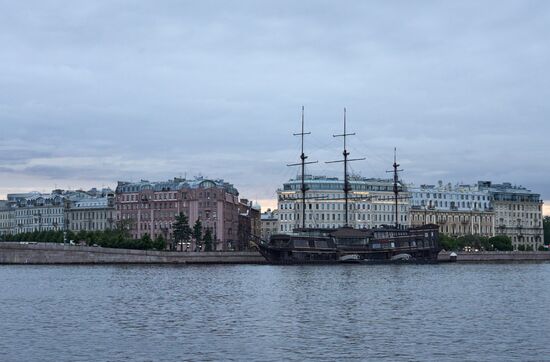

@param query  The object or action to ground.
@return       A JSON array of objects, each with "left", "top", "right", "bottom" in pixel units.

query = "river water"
[{"left": 1, "top": 263, "right": 549, "bottom": 361}]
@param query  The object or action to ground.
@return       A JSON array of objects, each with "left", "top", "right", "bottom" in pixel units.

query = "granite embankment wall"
[
  {"left": 0, "top": 242, "right": 266, "bottom": 264},
  {"left": 438, "top": 251, "right": 550, "bottom": 262},
  {"left": 2, "top": 243, "right": 549, "bottom": 264}
]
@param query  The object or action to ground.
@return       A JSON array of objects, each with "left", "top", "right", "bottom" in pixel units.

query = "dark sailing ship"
[{"left": 253, "top": 107, "right": 440, "bottom": 264}]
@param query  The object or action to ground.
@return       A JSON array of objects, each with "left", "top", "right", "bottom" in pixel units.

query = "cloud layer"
[{"left": 1, "top": 1, "right": 549, "bottom": 206}]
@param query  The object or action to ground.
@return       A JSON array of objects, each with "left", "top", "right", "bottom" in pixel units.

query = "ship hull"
[
  {"left": 254, "top": 224, "right": 441, "bottom": 265},
  {"left": 255, "top": 243, "right": 440, "bottom": 265}
]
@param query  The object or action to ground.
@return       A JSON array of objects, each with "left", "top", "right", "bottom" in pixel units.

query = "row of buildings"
[
  {"left": 261, "top": 175, "right": 545, "bottom": 251},
  {"left": 0, "top": 188, "right": 114, "bottom": 235},
  {"left": 1, "top": 173, "right": 545, "bottom": 251},
  {"left": 0, "top": 177, "right": 261, "bottom": 251}
]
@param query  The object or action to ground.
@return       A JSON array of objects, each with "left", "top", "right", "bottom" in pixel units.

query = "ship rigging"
[{"left": 253, "top": 107, "right": 441, "bottom": 264}]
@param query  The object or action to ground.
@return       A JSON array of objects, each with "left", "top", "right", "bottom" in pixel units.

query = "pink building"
[{"left": 115, "top": 177, "right": 241, "bottom": 250}]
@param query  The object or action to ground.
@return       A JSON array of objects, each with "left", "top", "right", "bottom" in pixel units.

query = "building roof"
[
  {"left": 116, "top": 176, "right": 239, "bottom": 196},
  {"left": 72, "top": 197, "right": 110, "bottom": 209},
  {"left": 0, "top": 200, "right": 12, "bottom": 211},
  {"left": 10, "top": 193, "right": 65, "bottom": 207},
  {"left": 282, "top": 174, "right": 400, "bottom": 192},
  {"left": 261, "top": 210, "right": 278, "bottom": 220},
  {"left": 408, "top": 182, "right": 487, "bottom": 194}
]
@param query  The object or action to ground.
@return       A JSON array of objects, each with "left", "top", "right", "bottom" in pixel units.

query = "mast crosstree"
[
  {"left": 287, "top": 106, "right": 318, "bottom": 229},
  {"left": 326, "top": 108, "right": 365, "bottom": 227}
]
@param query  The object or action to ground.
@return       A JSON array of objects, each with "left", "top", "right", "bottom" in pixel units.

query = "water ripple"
[{"left": 1, "top": 264, "right": 549, "bottom": 361}]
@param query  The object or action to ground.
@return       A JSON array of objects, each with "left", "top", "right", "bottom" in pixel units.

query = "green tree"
[
  {"left": 538, "top": 245, "right": 547, "bottom": 251},
  {"left": 65, "top": 230, "right": 76, "bottom": 243},
  {"left": 517, "top": 244, "right": 526, "bottom": 251},
  {"left": 173, "top": 212, "right": 192, "bottom": 251},
  {"left": 193, "top": 219, "right": 203, "bottom": 251},
  {"left": 456, "top": 234, "right": 488, "bottom": 250},
  {"left": 154, "top": 234, "right": 167, "bottom": 251},
  {"left": 439, "top": 234, "right": 458, "bottom": 251},
  {"left": 75, "top": 230, "right": 88, "bottom": 244},
  {"left": 115, "top": 219, "right": 134, "bottom": 239},
  {"left": 139, "top": 234, "right": 153, "bottom": 250},
  {"left": 488, "top": 235, "right": 513, "bottom": 251},
  {"left": 203, "top": 228, "right": 213, "bottom": 252}
]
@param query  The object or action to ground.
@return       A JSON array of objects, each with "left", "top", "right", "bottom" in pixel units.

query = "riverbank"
[
  {"left": 0, "top": 242, "right": 266, "bottom": 264},
  {"left": 2, "top": 242, "right": 550, "bottom": 264},
  {"left": 438, "top": 250, "right": 550, "bottom": 262}
]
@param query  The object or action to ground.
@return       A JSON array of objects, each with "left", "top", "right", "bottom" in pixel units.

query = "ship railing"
[{"left": 247, "top": 233, "right": 269, "bottom": 247}]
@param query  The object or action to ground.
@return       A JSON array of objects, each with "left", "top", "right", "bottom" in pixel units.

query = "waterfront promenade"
[
  {"left": 438, "top": 250, "right": 550, "bottom": 262},
  {"left": 0, "top": 242, "right": 265, "bottom": 264}
]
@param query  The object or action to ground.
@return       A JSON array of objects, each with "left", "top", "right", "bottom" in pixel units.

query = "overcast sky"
[{"left": 1, "top": 1, "right": 549, "bottom": 211}]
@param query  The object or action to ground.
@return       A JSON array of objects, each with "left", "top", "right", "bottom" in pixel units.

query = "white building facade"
[
  {"left": 65, "top": 196, "right": 116, "bottom": 232},
  {"left": 478, "top": 181, "right": 544, "bottom": 250},
  {"left": 409, "top": 181, "right": 544, "bottom": 249},
  {"left": 277, "top": 175, "right": 410, "bottom": 233},
  {"left": 12, "top": 193, "right": 65, "bottom": 233},
  {"left": 0, "top": 202, "right": 15, "bottom": 236},
  {"left": 0, "top": 188, "right": 116, "bottom": 235},
  {"left": 409, "top": 182, "right": 495, "bottom": 237},
  {"left": 410, "top": 182, "right": 492, "bottom": 212}
]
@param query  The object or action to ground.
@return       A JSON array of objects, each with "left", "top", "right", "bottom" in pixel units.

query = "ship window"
[
  {"left": 316, "top": 240, "right": 329, "bottom": 248},
  {"left": 294, "top": 240, "right": 309, "bottom": 248}
]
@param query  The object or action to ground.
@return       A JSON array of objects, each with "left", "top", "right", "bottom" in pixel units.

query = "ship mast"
[
  {"left": 386, "top": 147, "right": 403, "bottom": 229},
  {"left": 326, "top": 108, "right": 365, "bottom": 227},
  {"left": 287, "top": 106, "right": 317, "bottom": 229}
]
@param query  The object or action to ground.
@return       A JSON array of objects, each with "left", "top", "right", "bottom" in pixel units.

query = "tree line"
[
  {"left": 172, "top": 213, "right": 214, "bottom": 251},
  {"left": 0, "top": 227, "right": 167, "bottom": 251},
  {"left": 0, "top": 212, "right": 215, "bottom": 252},
  {"left": 439, "top": 234, "right": 548, "bottom": 251}
]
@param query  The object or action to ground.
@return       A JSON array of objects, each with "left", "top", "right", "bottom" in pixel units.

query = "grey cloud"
[{"left": 0, "top": 0, "right": 549, "bottom": 202}]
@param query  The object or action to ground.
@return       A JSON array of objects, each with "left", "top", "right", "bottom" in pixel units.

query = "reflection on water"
[{"left": 1, "top": 263, "right": 549, "bottom": 361}]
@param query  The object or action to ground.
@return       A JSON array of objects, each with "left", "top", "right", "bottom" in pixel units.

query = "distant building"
[
  {"left": 410, "top": 182, "right": 492, "bottom": 212},
  {"left": 65, "top": 189, "right": 116, "bottom": 232},
  {"left": 115, "top": 177, "right": 241, "bottom": 251},
  {"left": 237, "top": 199, "right": 261, "bottom": 250},
  {"left": 0, "top": 188, "right": 117, "bottom": 236},
  {"left": 260, "top": 209, "right": 279, "bottom": 241},
  {"left": 409, "top": 182, "right": 495, "bottom": 237},
  {"left": 410, "top": 209, "right": 495, "bottom": 238},
  {"left": 409, "top": 181, "right": 545, "bottom": 250},
  {"left": 277, "top": 175, "right": 410, "bottom": 233},
  {"left": 11, "top": 192, "right": 65, "bottom": 233},
  {"left": 7, "top": 192, "right": 42, "bottom": 203},
  {"left": 0, "top": 201, "right": 14, "bottom": 236},
  {"left": 478, "top": 181, "right": 544, "bottom": 250}
]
